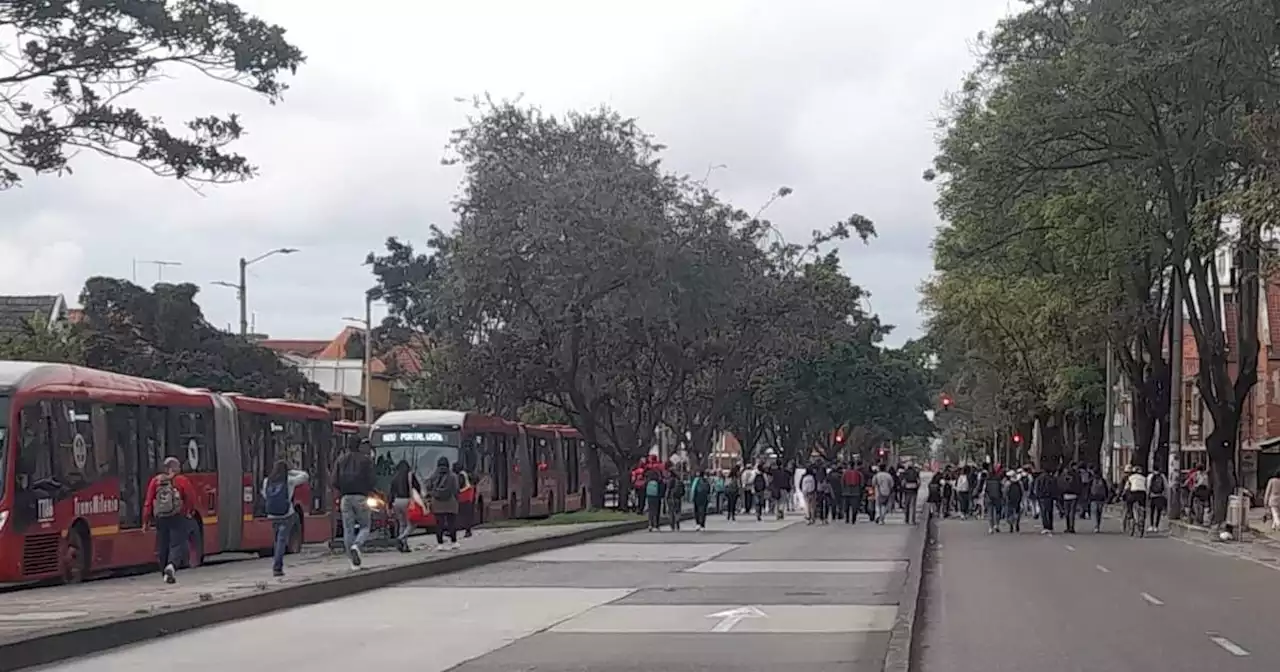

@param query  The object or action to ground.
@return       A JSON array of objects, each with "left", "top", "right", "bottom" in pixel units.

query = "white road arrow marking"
[{"left": 707, "top": 605, "right": 767, "bottom": 632}]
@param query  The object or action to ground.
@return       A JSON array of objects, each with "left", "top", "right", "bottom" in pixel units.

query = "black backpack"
[
  {"left": 1149, "top": 473, "right": 1166, "bottom": 495},
  {"left": 753, "top": 472, "right": 767, "bottom": 492},
  {"left": 903, "top": 469, "right": 920, "bottom": 488},
  {"left": 1090, "top": 478, "right": 1107, "bottom": 500}
]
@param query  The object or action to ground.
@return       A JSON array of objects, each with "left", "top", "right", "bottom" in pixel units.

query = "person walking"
[
  {"left": 1146, "top": 468, "right": 1168, "bottom": 532},
  {"left": 752, "top": 464, "right": 768, "bottom": 520},
  {"left": 143, "top": 457, "right": 200, "bottom": 584},
  {"left": 724, "top": 465, "right": 741, "bottom": 521},
  {"left": 873, "top": 465, "right": 895, "bottom": 524},
  {"left": 691, "top": 469, "right": 712, "bottom": 530},
  {"left": 454, "top": 462, "right": 476, "bottom": 538},
  {"left": 1088, "top": 468, "right": 1109, "bottom": 533},
  {"left": 801, "top": 466, "right": 819, "bottom": 524},
  {"left": 262, "top": 459, "right": 309, "bottom": 576},
  {"left": 1003, "top": 470, "right": 1024, "bottom": 533},
  {"left": 644, "top": 469, "right": 664, "bottom": 531},
  {"left": 983, "top": 467, "right": 1004, "bottom": 534},
  {"left": 1264, "top": 470, "right": 1280, "bottom": 531},
  {"left": 427, "top": 456, "right": 461, "bottom": 550},
  {"left": 955, "top": 466, "right": 973, "bottom": 519},
  {"left": 334, "top": 439, "right": 376, "bottom": 569},
  {"left": 1034, "top": 467, "right": 1058, "bottom": 535},
  {"left": 1059, "top": 465, "right": 1081, "bottom": 534},
  {"left": 665, "top": 468, "right": 685, "bottom": 531},
  {"left": 900, "top": 462, "right": 921, "bottom": 524},
  {"left": 842, "top": 461, "right": 865, "bottom": 524},
  {"left": 388, "top": 460, "right": 422, "bottom": 553}
]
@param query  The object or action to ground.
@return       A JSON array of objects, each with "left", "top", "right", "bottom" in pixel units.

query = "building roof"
[
  {"left": 260, "top": 327, "right": 428, "bottom": 377},
  {"left": 0, "top": 295, "right": 65, "bottom": 336},
  {"left": 257, "top": 339, "right": 331, "bottom": 358}
]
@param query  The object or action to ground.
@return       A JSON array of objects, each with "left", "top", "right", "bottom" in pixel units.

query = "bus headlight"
[{"left": 366, "top": 496, "right": 383, "bottom": 510}]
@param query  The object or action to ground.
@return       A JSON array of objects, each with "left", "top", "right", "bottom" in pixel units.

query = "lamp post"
[
  {"left": 343, "top": 291, "right": 375, "bottom": 423},
  {"left": 214, "top": 248, "right": 298, "bottom": 336}
]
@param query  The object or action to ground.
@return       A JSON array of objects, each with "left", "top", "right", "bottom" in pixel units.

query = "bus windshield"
[
  {"left": 0, "top": 395, "right": 9, "bottom": 504},
  {"left": 370, "top": 428, "right": 460, "bottom": 492}
]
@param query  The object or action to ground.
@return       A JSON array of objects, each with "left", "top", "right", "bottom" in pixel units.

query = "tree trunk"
[
  {"left": 583, "top": 442, "right": 605, "bottom": 509},
  {"left": 1132, "top": 400, "right": 1156, "bottom": 474},
  {"left": 1206, "top": 427, "right": 1236, "bottom": 526}
]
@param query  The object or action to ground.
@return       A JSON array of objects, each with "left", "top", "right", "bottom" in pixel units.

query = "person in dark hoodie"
[
  {"left": 983, "top": 467, "right": 1005, "bottom": 534},
  {"left": 427, "top": 456, "right": 461, "bottom": 551},
  {"left": 388, "top": 460, "right": 422, "bottom": 553},
  {"left": 1058, "top": 463, "right": 1082, "bottom": 533},
  {"left": 1034, "top": 467, "right": 1059, "bottom": 535}
]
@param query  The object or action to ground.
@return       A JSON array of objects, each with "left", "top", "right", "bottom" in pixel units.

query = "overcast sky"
[{"left": 1, "top": 0, "right": 1014, "bottom": 345}]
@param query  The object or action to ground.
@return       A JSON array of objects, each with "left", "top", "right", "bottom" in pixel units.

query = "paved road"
[
  {"left": 40, "top": 507, "right": 920, "bottom": 671},
  {"left": 919, "top": 514, "right": 1280, "bottom": 672}
]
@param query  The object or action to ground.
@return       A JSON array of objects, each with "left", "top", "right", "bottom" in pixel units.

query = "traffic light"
[
  {"left": 835, "top": 428, "right": 845, "bottom": 444},
  {"left": 1012, "top": 432, "right": 1022, "bottom": 444},
  {"left": 940, "top": 394, "right": 952, "bottom": 409}
]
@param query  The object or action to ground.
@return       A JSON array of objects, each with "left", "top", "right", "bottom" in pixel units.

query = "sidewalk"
[
  {"left": 1168, "top": 504, "right": 1280, "bottom": 546},
  {"left": 0, "top": 521, "right": 639, "bottom": 667}
]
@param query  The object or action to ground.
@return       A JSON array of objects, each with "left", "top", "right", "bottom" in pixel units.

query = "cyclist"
[{"left": 1122, "top": 465, "right": 1148, "bottom": 533}]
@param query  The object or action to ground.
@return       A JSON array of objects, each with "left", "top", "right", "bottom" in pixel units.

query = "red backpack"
[{"left": 842, "top": 469, "right": 863, "bottom": 488}]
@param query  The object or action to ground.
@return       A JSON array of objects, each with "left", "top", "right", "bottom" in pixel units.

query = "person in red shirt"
[{"left": 143, "top": 457, "right": 200, "bottom": 584}]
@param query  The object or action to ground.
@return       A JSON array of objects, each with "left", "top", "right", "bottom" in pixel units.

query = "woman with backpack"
[
  {"left": 644, "top": 470, "right": 664, "bottom": 531},
  {"left": 427, "top": 456, "right": 461, "bottom": 550},
  {"left": 723, "top": 466, "right": 741, "bottom": 521},
  {"left": 454, "top": 462, "right": 476, "bottom": 538},
  {"left": 664, "top": 468, "right": 685, "bottom": 531},
  {"left": 262, "top": 459, "right": 310, "bottom": 577},
  {"left": 691, "top": 469, "right": 711, "bottom": 530},
  {"left": 389, "top": 460, "right": 423, "bottom": 553}
]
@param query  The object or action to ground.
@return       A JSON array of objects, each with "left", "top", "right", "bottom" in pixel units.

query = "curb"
[
  {"left": 0, "top": 519, "right": 652, "bottom": 672},
  {"left": 881, "top": 507, "right": 934, "bottom": 672}
]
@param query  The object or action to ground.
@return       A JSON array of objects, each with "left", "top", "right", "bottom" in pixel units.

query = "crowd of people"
[{"left": 627, "top": 454, "right": 925, "bottom": 531}]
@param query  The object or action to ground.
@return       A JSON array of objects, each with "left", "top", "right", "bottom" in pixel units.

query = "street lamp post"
[
  {"left": 343, "top": 291, "right": 375, "bottom": 423},
  {"left": 215, "top": 248, "right": 298, "bottom": 337}
]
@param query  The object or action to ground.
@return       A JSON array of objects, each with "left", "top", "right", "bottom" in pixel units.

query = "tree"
[
  {"left": 0, "top": 313, "right": 83, "bottom": 363},
  {"left": 928, "top": 0, "right": 1280, "bottom": 521},
  {"left": 0, "top": 0, "right": 304, "bottom": 189},
  {"left": 79, "top": 277, "right": 324, "bottom": 402}
]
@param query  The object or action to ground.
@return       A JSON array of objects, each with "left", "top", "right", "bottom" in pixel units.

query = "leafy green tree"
[
  {"left": 0, "top": 314, "right": 84, "bottom": 363},
  {"left": 0, "top": 0, "right": 304, "bottom": 188},
  {"left": 79, "top": 277, "right": 324, "bottom": 403}
]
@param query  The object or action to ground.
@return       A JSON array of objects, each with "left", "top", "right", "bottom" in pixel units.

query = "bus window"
[
  {"left": 306, "top": 420, "right": 330, "bottom": 512},
  {"left": 52, "top": 400, "right": 97, "bottom": 491},
  {"left": 0, "top": 395, "right": 8, "bottom": 505},
  {"left": 107, "top": 405, "right": 143, "bottom": 529},
  {"left": 142, "top": 407, "right": 165, "bottom": 476},
  {"left": 17, "top": 403, "right": 53, "bottom": 490},
  {"left": 240, "top": 412, "right": 266, "bottom": 516},
  {"left": 492, "top": 433, "right": 509, "bottom": 500},
  {"left": 176, "top": 410, "right": 215, "bottom": 472},
  {"left": 285, "top": 420, "right": 305, "bottom": 471},
  {"left": 566, "top": 438, "right": 580, "bottom": 493}
]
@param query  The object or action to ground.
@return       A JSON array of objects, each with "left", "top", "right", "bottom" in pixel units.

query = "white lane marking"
[
  {"left": 1064, "top": 544, "right": 1076, "bottom": 551},
  {"left": 1208, "top": 634, "right": 1250, "bottom": 656},
  {"left": 1170, "top": 535, "right": 1280, "bottom": 572},
  {"left": 1140, "top": 592, "right": 1164, "bottom": 605},
  {"left": 1095, "top": 564, "right": 1111, "bottom": 573},
  {"left": 707, "top": 605, "right": 767, "bottom": 632}
]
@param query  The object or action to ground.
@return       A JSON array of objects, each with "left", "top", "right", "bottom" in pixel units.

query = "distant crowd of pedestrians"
[{"left": 627, "top": 454, "right": 924, "bottom": 531}]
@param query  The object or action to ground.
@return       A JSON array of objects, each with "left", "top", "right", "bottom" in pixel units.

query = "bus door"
[
  {"left": 209, "top": 395, "right": 243, "bottom": 552},
  {"left": 551, "top": 431, "right": 567, "bottom": 514},
  {"left": 514, "top": 426, "right": 532, "bottom": 518}
]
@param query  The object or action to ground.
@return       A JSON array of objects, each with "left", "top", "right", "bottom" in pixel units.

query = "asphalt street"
[
  {"left": 35, "top": 505, "right": 920, "bottom": 672},
  {"left": 918, "top": 513, "right": 1280, "bottom": 672}
]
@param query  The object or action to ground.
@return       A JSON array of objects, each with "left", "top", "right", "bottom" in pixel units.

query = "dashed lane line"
[
  {"left": 1140, "top": 592, "right": 1164, "bottom": 606},
  {"left": 1064, "top": 544, "right": 1076, "bottom": 551},
  {"left": 1095, "top": 564, "right": 1111, "bottom": 573},
  {"left": 1208, "top": 634, "right": 1250, "bottom": 656}
]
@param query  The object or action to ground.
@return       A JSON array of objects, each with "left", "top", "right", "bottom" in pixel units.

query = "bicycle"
[{"left": 1124, "top": 500, "right": 1147, "bottom": 538}]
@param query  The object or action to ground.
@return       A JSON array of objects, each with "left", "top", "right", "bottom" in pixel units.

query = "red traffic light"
[
  {"left": 835, "top": 429, "right": 845, "bottom": 444},
  {"left": 1012, "top": 433, "right": 1022, "bottom": 444},
  {"left": 941, "top": 395, "right": 952, "bottom": 408}
]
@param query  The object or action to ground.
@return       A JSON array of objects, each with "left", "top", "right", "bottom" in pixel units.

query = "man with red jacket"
[{"left": 143, "top": 457, "right": 200, "bottom": 584}]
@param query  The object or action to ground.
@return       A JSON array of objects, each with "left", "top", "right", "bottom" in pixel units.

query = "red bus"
[
  {"left": 0, "top": 362, "right": 333, "bottom": 584},
  {"left": 369, "top": 410, "right": 588, "bottom": 524}
]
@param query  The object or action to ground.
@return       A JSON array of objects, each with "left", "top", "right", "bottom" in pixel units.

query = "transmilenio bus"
[
  {"left": 370, "top": 410, "right": 588, "bottom": 524},
  {"left": 0, "top": 362, "right": 334, "bottom": 584}
]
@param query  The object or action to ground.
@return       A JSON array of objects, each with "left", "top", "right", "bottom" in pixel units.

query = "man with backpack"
[
  {"left": 262, "top": 459, "right": 309, "bottom": 577},
  {"left": 664, "top": 467, "right": 685, "bottom": 531},
  {"left": 900, "top": 463, "right": 921, "bottom": 524},
  {"left": 1147, "top": 469, "right": 1168, "bottom": 532},
  {"left": 143, "top": 457, "right": 200, "bottom": 584},
  {"left": 1088, "top": 466, "right": 1109, "bottom": 533},
  {"left": 752, "top": 464, "right": 769, "bottom": 521},
  {"left": 1059, "top": 464, "right": 1082, "bottom": 533},
  {"left": 1003, "top": 470, "right": 1024, "bottom": 532},
  {"left": 334, "top": 439, "right": 376, "bottom": 569},
  {"left": 691, "top": 469, "right": 712, "bottom": 530},
  {"left": 644, "top": 469, "right": 665, "bottom": 531}
]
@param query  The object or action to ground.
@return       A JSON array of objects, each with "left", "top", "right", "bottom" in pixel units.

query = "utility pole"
[
  {"left": 133, "top": 259, "right": 181, "bottom": 283},
  {"left": 1169, "top": 269, "right": 1185, "bottom": 519},
  {"left": 364, "top": 291, "right": 373, "bottom": 423},
  {"left": 213, "top": 248, "right": 298, "bottom": 337}
]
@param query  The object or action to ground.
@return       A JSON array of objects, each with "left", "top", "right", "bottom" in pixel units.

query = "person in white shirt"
[{"left": 1122, "top": 466, "right": 1147, "bottom": 528}]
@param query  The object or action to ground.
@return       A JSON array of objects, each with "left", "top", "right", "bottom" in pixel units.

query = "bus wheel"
[
  {"left": 188, "top": 522, "right": 205, "bottom": 568},
  {"left": 287, "top": 514, "right": 304, "bottom": 554},
  {"left": 61, "top": 527, "right": 90, "bottom": 584}
]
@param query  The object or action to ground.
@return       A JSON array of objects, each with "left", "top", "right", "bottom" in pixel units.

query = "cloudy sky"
[{"left": 1, "top": 0, "right": 1015, "bottom": 344}]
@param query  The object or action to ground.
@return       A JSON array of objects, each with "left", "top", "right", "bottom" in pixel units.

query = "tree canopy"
[
  {"left": 923, "top": 0, "right": 1280, "bottom": 521},
  {"left": 0, "top": 278, "right": 323, "bottom": 403},
  {"left": 0, "top": 0, "right": 304, "bottom": 189},
  {"left": 368, "top": 99, "right": 935, "bottom": 505}
]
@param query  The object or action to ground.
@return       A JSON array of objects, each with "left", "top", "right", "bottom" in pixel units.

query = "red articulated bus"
[
  {"left": 0, "top": 361, "right": 334, "bottom": 584},
  {"left": 369, "top": 410, "right": 588, "bottom": 524}
]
